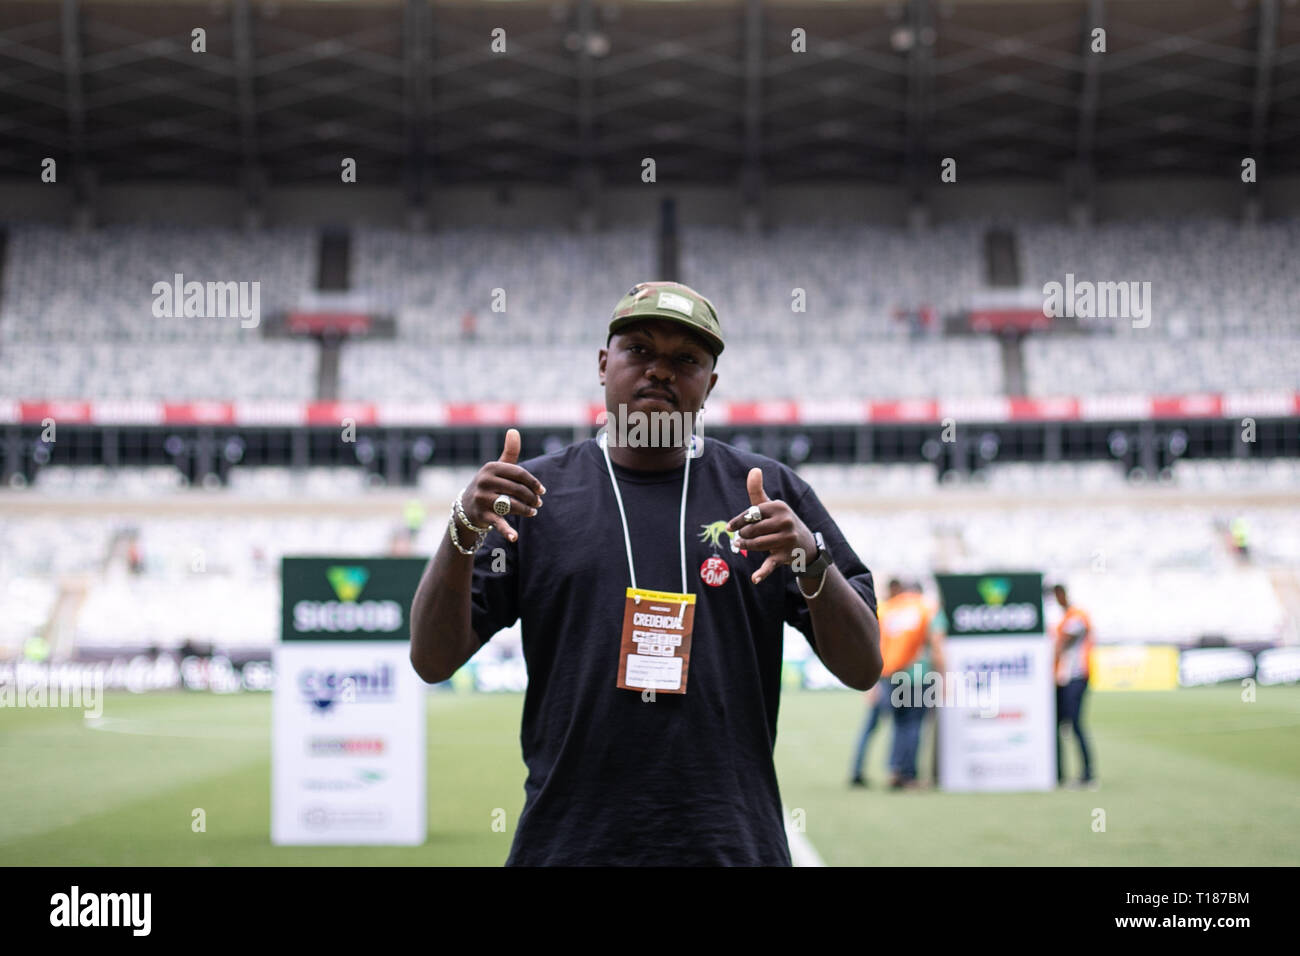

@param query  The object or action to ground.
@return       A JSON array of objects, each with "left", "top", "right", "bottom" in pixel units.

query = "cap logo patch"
[{"left": 657, "top": 291, "right": 694, "bottom": 317}]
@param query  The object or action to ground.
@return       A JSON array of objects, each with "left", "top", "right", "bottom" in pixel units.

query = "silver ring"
[
  {"left": 744, "top": 505, "right": 762, "bottom": 524},
  {"left": 493, "top": 494, "right": 512, "bottom": 516}
]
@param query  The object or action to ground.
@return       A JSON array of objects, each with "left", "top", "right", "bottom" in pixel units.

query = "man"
[
  {"left": 849, "top": 578, "right": 943, "bottom": 789},
  {"left": 848, "top": 578, "right": 903, "bottom": 788},
  {"left": 1052, "top": 583, "right": 1096, "bottom": 789},
  {"left": 410, "top": 280, "right": 882, "bottom": 865}
]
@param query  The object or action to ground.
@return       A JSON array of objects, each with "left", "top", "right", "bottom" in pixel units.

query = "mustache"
[{"left": 636, "top": 387, "right": 677, "bottom": 404}]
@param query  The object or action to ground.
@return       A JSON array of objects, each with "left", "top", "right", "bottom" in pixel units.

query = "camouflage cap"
[{"left": 608, "top": 281, "right": 724, "bottom": 357}]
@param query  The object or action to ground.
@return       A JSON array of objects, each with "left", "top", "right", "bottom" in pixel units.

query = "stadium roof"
[{"left": 1, "top": 0, "right": 1297, "bottom": 211}]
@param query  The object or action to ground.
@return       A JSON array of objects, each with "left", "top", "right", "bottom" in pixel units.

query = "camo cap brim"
[{"left": 608, "top": 281, "right": 724, "bottom": 357}]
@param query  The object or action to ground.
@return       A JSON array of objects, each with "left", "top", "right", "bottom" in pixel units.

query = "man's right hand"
[{"left": 460, "top": 428, "right": 546, "bottom": 544}]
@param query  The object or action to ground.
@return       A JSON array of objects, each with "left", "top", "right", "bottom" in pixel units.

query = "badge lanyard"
[{"left": 599, "top": 431, "right": 691, "bottom": 597}]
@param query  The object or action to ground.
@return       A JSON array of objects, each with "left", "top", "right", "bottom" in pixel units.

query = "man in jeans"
[
  {"left": 850, "top": 579, "right": 942, "bottom": 789},
  {"left": 1052, "top": 583, "right": 1097, "bottom": 789}
]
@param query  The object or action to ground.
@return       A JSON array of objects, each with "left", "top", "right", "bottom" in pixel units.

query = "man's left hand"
[{"left": 726, "top": 468, "right": 818, "bottom": 585}]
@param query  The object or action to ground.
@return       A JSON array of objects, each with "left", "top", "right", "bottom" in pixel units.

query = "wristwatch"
[{"left": 800, "top": 531, "right": 833, "bottom": 581}]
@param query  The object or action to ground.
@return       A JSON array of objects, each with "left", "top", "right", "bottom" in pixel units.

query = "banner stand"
[
  {"left": 935, "top": 572, "right": 1055, "bottom": 793},
  {"left": 272, "top": 557, "right": 427, "bottom": 845}
]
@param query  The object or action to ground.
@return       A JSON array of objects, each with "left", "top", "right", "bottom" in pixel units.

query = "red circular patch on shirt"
[{"left": 700, "top": 556, "right": 730, "bottom": 588}]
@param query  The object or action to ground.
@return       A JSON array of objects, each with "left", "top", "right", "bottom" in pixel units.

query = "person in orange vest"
[
  {"left": 1052, "top": 583, "right": 1097, "bottom": 788},
  {"left": 849, "top": 578, "right": 942, "bottom": 789}
]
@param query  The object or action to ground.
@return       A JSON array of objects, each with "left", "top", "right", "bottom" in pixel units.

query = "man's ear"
[
  {"left": 598, "top": 347, "right": 608, "bottom": 385},
  {"left": 705, "top": 370, "right": 718, "bottom": 400}
]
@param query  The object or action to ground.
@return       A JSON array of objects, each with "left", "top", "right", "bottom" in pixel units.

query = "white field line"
[
  {"left": 84, "top": 716, "right": 265, "bottom": 739},
  {"left": 784, "top": 806, "right": 826, "bottom": 867}
]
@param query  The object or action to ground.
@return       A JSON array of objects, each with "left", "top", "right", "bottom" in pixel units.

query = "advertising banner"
[
  {"left": 1091, "top": 645, "right": 1179, "bottom": 691},
  {"left": 272, "top": 557, "right": 427, "bottom": 845},
  {"left": 1177, "top": 647, "right": 1257, "bottom": 688},
  {"left": 1255, "top": 646, "right": 1300, "bottom": 686},
  {"left": 935, "top": 573, "right": 1055, "bottom": 792}
]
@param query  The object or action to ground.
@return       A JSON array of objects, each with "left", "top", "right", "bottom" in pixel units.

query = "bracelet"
[
  {"left": 447, "top": 511, "right": 486, "bottom": 555},
  {"left": 796, "top": 570, "right": 828, "bottom": 601},
  {"left": 453, "top": 487, "right": 490, "bottom": 535}
]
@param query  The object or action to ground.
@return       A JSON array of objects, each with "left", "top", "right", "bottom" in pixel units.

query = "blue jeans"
[
  {"left": 850, "top": 688, "right": 892, "bottom": 780},
  {"left": 850, "top": 677, "right": 926, "bottom": 781},
  {"left": 1056, "top": 676, "right": 1094, "bottom": 782},
  {"left": 890, "top": 691, "right": 925, "bottom": 781}
]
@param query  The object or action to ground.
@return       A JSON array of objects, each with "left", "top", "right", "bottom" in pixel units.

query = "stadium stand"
[
  {"left": 350, "top": 227, "right": 656, "bottom": 344},
  {"left": 2, "top": 460, "right": 1296, "bottom": 657},
  {"left": 0, "top": 225, "right": 315, "bottom": 342},
  {"left": 678, "top": 224, "right": 987, "bottom": 341},
  {"left": 1022, "top": 336, "right": 1300, "bottom": 396},
  {"left": 4, "top": 219, "right": 1300, "bottom": 404},
  {"left": 1015, "top": 219, "right": 1300, "bottom": 338},
  {"left": 0, "top": 342, "right": 318, "bottom": 400},
  {"left": 2, "top": 215, "right": 1298, "bottom": 664}
]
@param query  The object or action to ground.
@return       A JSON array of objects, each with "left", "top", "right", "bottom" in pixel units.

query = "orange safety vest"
[
  {"left": 877, "top": 592, "right": 934, "bottom": 677},
  {"left": 1054, "top": 606, "right": 1093, "bottom": 685}
]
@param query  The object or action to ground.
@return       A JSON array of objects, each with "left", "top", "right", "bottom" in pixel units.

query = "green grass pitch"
[{"left": 2, "top": 684, "right": 1297, "bottom": 866}]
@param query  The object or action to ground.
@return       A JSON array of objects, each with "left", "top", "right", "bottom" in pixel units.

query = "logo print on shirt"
[
  {"left": 699, "top": 520, "right": 747, "bottom": 557},
  {"left": 700, "top": 556, "right": 730, "bottom": 587},
  {"left": 698, "top": 518, "right": 744, "bottom": 588}
]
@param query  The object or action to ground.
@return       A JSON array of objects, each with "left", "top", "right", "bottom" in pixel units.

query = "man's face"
[{"left": 599, "top": 318, "right": 717, "bottom": 415}]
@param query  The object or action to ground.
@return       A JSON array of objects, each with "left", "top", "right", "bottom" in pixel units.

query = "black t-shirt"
[{"left": 470, "top": 436, "right": 877, "bottom": 866}]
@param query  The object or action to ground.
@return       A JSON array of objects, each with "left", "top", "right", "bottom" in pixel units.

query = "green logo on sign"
[
  {"left": 977, "top": 577, "right": 1011, "bottom": 606},
  {"left": 326, "top": 565, "right": 370, "bottom": 603}
]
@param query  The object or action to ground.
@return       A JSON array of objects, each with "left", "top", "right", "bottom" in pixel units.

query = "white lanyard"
[{"left": 599, "top": 431, "right": 692, "bottom": 594}]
